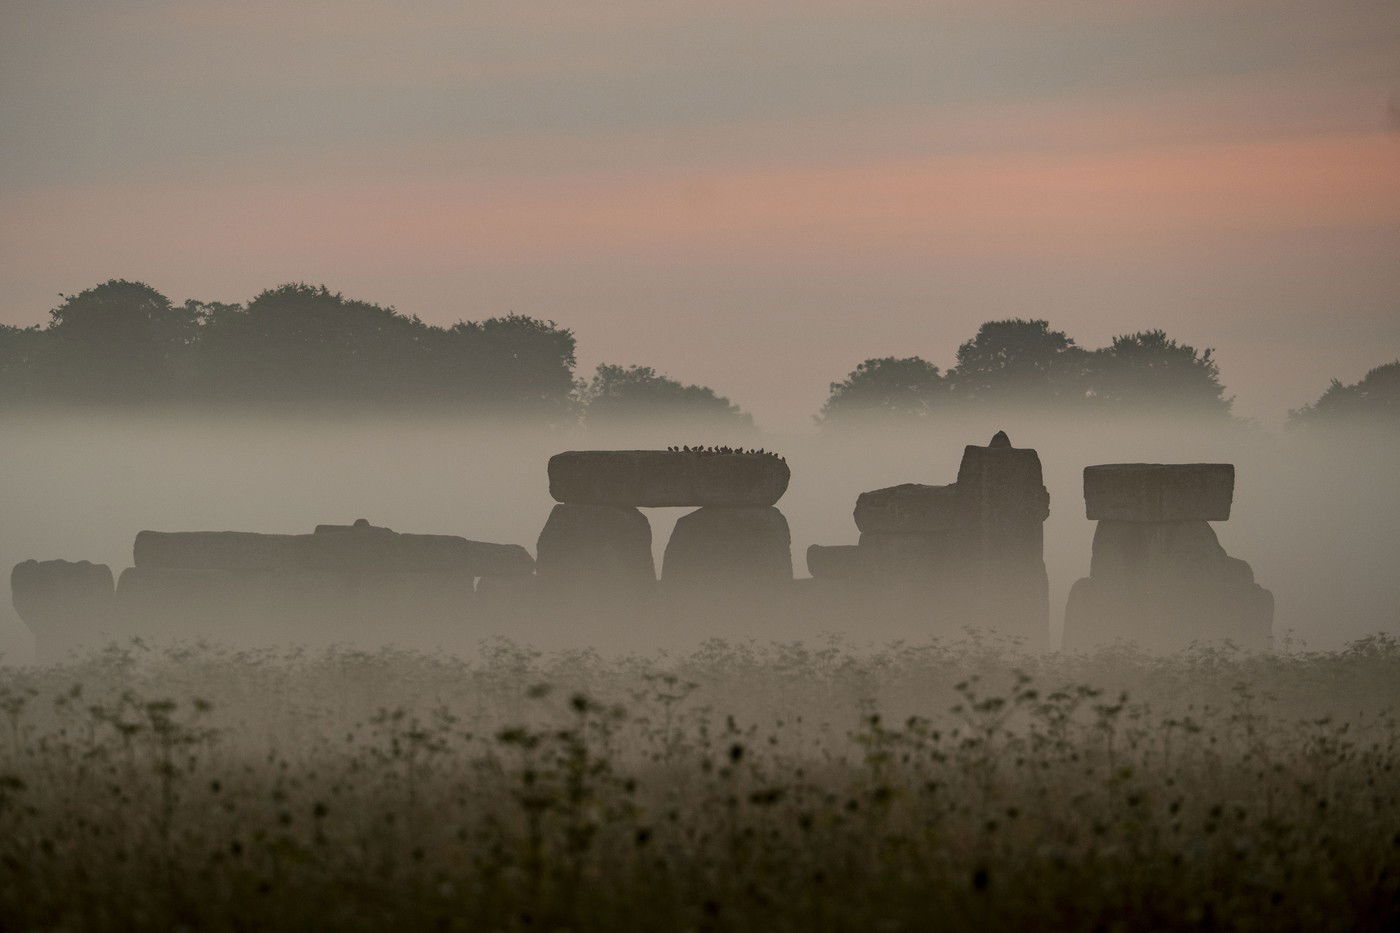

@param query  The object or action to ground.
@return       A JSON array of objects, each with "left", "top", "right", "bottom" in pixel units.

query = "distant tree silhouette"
[
  {"left": 433, "top": 314, "right": 578, "bottom": 417},
  {"left": 42, "top": 280, "right": 200, "bottom": 404},
  {"left": 0, "top": 280, "right": 579, "bottom": 418},
  {"left": 583, "top": 364, "right": 752, "bottom": 426},
  {"left": 1082, "top": 330, "right": 1232, "bottom": 417},
  {"left": 946, "top": 319, "right": 1088, "bottom": 406},
  {"left": 1289, "top": 360, "right": 1400, "bottom": 429},
  {"left": 0, "top": 323, "right": 45, "bottom": 403},
  {"left": 818, "top": 357, "right": 946, "bottom": 426},
  {"left": 198, "top": 283, "right": 425, "bottom": 406}
]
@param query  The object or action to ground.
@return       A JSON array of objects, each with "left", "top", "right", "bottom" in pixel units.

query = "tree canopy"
[
  {"left": 583, "top": 364, "right": 752, "bottom": 426},
  {"left": 946, "top": 319, "right": 1088, "bottom": 406},
  {"left": 818, "top": 357, "right": 945, "bottom": 425},
  {"left": 1082, "top": 330, "right": 1231, "bottom": 416},
  {"left": 817, "top": 321, "right": 1238, "bottom": 425},
  {"left": 1289, "top": 361, "right": 1400, "bottom": 429},
  {"left": 0, "top": 280, "right": 580, "bottom": 418}
]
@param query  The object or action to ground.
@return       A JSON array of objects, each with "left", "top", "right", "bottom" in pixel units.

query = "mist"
[{"left": 3, "top": 409, "right": 1396, "bottom": 661}]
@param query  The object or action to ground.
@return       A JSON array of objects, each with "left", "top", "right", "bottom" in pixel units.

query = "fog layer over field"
[{"left": 2, "top": 412, "right": 1397, "bottom": 659}]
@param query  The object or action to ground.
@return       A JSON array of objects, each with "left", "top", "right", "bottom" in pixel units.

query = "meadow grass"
[{"left": 1, "top": 633, "right": 1398, "bottom": 931}]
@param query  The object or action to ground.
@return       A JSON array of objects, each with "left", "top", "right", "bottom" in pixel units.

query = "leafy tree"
[
  {"left": 583, "top": 364, "right": 751, "bottom": 426},
  {"left": 818, "top": 357, "right": 946, "bottom": 426},
  {"left": 197, "top": 283, "right": 422, "bottom": 405},
  {"left": 946, "top": 319, "right": 1088, "bottom": 406},
  {"left": 0, "top": 324, "right": 46, "bottom": 404},
  {"left": 1082, "top": 330, "right": 1232, "bottom": 417},
  {"left": 1289, "top": 360, "right": 1400, "bottom": 429},
  {"left": 43, "top": 280, "right": 199, "bottom": 403},
  {"left": 431, "top": 314, "right": 578, "bottom": 417}
]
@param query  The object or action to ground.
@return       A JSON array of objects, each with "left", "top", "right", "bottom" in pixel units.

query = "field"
[{"left": 1, "top": 633, "right": 1398, "bottom": 931}]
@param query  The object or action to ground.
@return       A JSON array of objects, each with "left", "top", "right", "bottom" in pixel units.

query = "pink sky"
[{"left": 2, "top": 1, "right": 1397, "bottom": 427}]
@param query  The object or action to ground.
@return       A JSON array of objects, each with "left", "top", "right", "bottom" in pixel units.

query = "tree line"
[{"left": 0, "top": 279, "right": 1393, "bottom": 429}]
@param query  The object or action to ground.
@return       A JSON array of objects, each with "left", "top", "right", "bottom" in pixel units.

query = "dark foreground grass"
[{"left": 1, "top": 633, "right": 1399, "bottom": 931}]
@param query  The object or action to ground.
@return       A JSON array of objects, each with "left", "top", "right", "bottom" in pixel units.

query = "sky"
[{"left": 1, "top": 0, "right": 1397, "bottom": 429}]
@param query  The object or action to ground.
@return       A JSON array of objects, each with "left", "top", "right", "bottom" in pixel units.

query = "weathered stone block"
[
  {"left": 856, "top": 532, "right": 953, "bottom": 580},
  {"left": 116, "top": 567, "right": 240, "bottom": 628},
  {"left": 806, "top": 544, "right": 864, "bottom": 580},
  {"left": 662, "top": 507, "right": 792, "bottom": 589},
  {"left": 548, "top": 450, "right": 789, "bottom": 507},
  {"left": 1083, "top": 463, "right": 1234, "bottom": 522},
  {"left": 1063, "top": 575, "right": 1272, "bottom": 653},
  {"left": 955, "top": 440, "right": 1050, "bottom": 524},
  {"left": 137, "top": 524, "right": 533, "bottom": 577},
  {"left": 305, "top": 522, "right": 533, "bottom": 576},
  {"left": 134, "top": 531, "right": 303, "bottom": 571},
  {"left": 853, "top": 483, "right": 962, "bottom": 535},
  {"left": 535, "top": 504, "right": 655, "bottom": 592},
  {"left": 1089, "top": 520, "right": 1231, "bottom": 582},
  {"left": 11, "top": 559, "right": 115, "bottom": 631}
]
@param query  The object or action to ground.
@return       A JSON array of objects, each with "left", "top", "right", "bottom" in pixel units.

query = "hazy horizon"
[{"left": 3, "top": 0, "right": 1398, "bottom": 431}]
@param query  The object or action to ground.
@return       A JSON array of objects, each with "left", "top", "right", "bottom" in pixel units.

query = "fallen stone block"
[
  {"left": 662, "top": 506, "right": 792, "bottom": 589},
  {"left": 304, "top": 522, "right": 533, "bottom": 576},
  {"left": 853, "top": 483, "right": 962, "bottom": 535},
  {"left": 116, "top": 567, "right": 241, "bottom": 629},
  {"left": 1083, "top": 463, "right": 1234, "bottom": 522},
  {"left": 548, "top": 450, "right": 789, "bottom": 507},
  {"left": 805, "top": 544, "right": 864, "bottom": 580},
  {"left": 134, "top": 531, "right": 303, "bottom": 571},
  {"left": 138, "top": 523, "right": 533, "bottom": 577}
]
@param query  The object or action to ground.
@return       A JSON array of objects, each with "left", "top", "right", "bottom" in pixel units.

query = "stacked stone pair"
[
  {"left": 1063, "top": 464, "right": 1273, "bottom": 651},
  {"left": 537, "top": 450, "right": 792, "bottom": 602},
  {"left": 804, "top": 432, "right": 1050, "bottom": 643}
]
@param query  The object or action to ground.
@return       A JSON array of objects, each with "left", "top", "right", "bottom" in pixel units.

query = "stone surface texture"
[
  {"left": 853, "top": 483, "right": 962, "bottom": 535},
  {"left": 1083, "top": 463, "right": 1234, "bottom": 522},
  {"left": 548, "top": 450, "right": 789, "bottom": 507},
  {"left": 661, "top": 507, "right": 792, "bottom": 589},
  {"left": 535, "top": 504, "right": 655, "bottom": 593}
]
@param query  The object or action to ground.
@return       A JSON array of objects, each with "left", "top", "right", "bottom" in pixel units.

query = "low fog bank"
[{"left": 2, "top": 411, "right": 1396, "bottom": 660}]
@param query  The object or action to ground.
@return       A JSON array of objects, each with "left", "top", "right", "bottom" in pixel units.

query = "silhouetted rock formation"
[
  {"left": 11, "top": 559, "right": 115, "bottom": 661},
  {"left": 13, "top": 519, "right": 533, "bottom": 651},
  {"left": 955, "top": 435, "right": 1051, "bottom": 640},
  {"left": 548, "top": 450, "right": 789, "bottom": 507},
  {"left": 805, "top": 544, "right": 863, "bottom": 579},
  {"left": 1064, "top": 463, "right": 1272, "bottom": 652},
  {"left": 535, "top": 504, "right": 655, "bottom": 598},
  {"left": 1084, "top": 463, "right": 1234, "bottom": 522},
  {"left": 853, "top": 483, "right": 961, "bottom": 535},
  {"left": 116, "top": 567, "right": 239, "bottom": 629},
  {"left": 135, "top": 522, "right": 533, "bottom": 577},
  {"left": 134, "top": 531, "right": 302, "bottom": 571},
  {"left": 806, "top": 431, "right": 1050, "bottom": 644},
  {"left": 662, "top": 506, "right": 792, "bottom": 592}
]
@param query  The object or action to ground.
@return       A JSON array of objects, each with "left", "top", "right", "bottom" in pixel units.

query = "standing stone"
[
  {"left": 535, "top": 504, "right": 655, "bottom": 597},
  {"left": 662, "top": 506, "right": 792, "bottom": 591},
  {"left": 1064, "top": 463, "right": 1271, "bottom": 652},
  {"left": 11, "top": 559, "right": 116, "bottom": 660},
  {"left": 951, "top": 433, "right": 1051, "bottom": 643}
]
